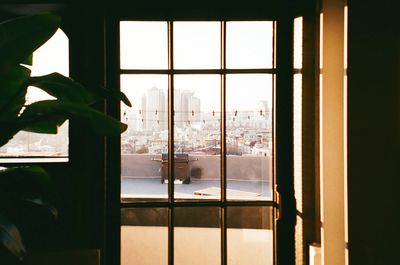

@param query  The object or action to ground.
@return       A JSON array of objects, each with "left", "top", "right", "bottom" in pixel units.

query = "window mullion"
[
  {"left": 220, "top": 20, "right": 228, "bottom": 265},
  {"left": 119, "top": 69, "right": 277, "bottom": 75},
  {"left": 167, "top": 20, "right": 175, "bottom": 265}
]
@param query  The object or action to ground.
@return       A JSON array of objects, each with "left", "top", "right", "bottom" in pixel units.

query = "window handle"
[{"left": 275, "top": 186, "right": 281, "bottom": 221}]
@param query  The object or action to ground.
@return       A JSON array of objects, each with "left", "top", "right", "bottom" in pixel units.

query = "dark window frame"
[{"left": 105, "top": 10, "right": 295, "bottom": 265}]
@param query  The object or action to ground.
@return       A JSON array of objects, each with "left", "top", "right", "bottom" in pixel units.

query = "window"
[
  {"left": 293, "top": 16, "right": 304, "bottom": 265},
  {"left": 119, "top": 21, "right": 276, "bottom": 265},
  {"left": 0, "top": 29, "right": 69, "bottom": 160}
]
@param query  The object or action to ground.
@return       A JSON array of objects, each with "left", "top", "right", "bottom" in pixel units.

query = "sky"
[
  {"left": 27, "top": 29, "right": 69, "bottom": 103},
  {"left": 120, "top": 21, "right": 274, "bottom": 113},
  {"left": 29, "top": 21, "right": 278, "bottom": 111}
]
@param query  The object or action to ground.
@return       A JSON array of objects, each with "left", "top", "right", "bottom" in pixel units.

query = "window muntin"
[
  {"left": 0, "top": 29, "right": 69, "bottom": 159},
  {"left": 119, "top": 20, "right": 276, "bottom": 265},
  {"left": 120, "top": 21, "right": 274, "bottom": 201}
]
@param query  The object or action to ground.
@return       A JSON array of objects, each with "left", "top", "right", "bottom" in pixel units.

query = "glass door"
[{"left": 112, "top": 18, "right": 294, "bottom": 265}]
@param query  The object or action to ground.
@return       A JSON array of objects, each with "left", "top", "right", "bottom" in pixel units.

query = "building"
[{"left": 140, "top": 86, "right": 167, "bottom": 131}]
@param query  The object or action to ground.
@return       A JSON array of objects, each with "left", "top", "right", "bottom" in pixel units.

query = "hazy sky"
[
  {"left": 28, "top": 29, "right": 69, "bottom": 103},
  {"left": 120, "top": 21, "right": 274, "bottom": 113},
  {"left": 30, "top": 22, "right": 276, "bottom": 111}
]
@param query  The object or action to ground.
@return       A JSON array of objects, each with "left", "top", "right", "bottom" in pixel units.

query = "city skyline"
[
  {"left": 121, "top": 74, "right": 273, "bottom": 114},
  {"left": 122, "top": 85, "right": 272, "bottom": 132}
]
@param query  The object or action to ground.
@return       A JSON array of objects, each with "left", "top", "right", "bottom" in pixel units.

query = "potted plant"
[{"left": 0, "top": 13, "right": 130, "bottom": 263}]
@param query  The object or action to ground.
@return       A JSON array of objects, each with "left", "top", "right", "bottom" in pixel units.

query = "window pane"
[
  {"left": 226, "top": 22, "right": 273, "bottom": 69},
  {"left": 174, "top": 207, "right": 220, "bottom": 265},
  {"left": 174, "top": 22, "right": 221, "bottom": 69},
  {"left": 120, "top": 22, "right": 168, "bottom": 69},
  {"left": 227, "top": 206, "right": 273, "bottom": 265},
  {"left": 293, "top": 74, "right": 302, "bottom": 211},
  {"left": 0, "top": 29, "right": 69, "bottom": 158},
  {"left": 295, "top": 215, "right": 304, "bottom": 265},
  {"left": 294, "top": 17, "right": 303, "bottom": 69},
  {"left": 173, "top": 75, "right": 221, "bottom": 199},
  {"left": 120, "top": 75, "right": 168, "bottom": 201},
  {"left": 121, "top": 208, "right": 168, "bottom": 265},
  {"left": 226, "top": 74, "right": 273, "bottom": 201}
]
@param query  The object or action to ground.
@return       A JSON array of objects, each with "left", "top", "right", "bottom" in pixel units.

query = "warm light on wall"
[{"left": 319, "top": 0, "right": 347, "bottom": 264}]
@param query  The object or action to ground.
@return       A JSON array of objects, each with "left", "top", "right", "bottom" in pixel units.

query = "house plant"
[{"left": 0, "top": 13, "right": 130, "bottom": 262}]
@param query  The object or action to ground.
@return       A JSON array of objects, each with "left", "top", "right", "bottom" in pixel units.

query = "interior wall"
[
  {"left": 319, "top": 0, "right": 346, "bottom": 264},
  {"left": 347, "top": 0, "right": 400, "bottom": 264}
]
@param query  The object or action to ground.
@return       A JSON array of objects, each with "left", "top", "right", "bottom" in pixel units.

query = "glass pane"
[
  {"left": 120, "top": 22, "right": 168, "bottom": 69},
  {"left": 294, "top": 17, "right": 303, "bottom": 69},
  {"left": 120, "top": 75, "right": 168, "bottom": 200},
  {"left": 121, "top": 208, "right": 168, "bottom": 265},
  {"left": 173, "top": 75, "right": 221, "bottom": 199},
  {"left": 293, "top": 74, "right": 302, "bottom": 211},
  {"left": 174, "top": 207, "right": 220, "bottom": 265},
  {"left": 0, "top": 29, "right": 69, "bottom": 158},
  {"left": 227, "top": 206, "right": 273, "bottom": 265},
  {"left": 226, "top": 22, "right": 273, "bottom": 69},
  {"left": 226, "top": 74, "right": 273, "bottom": 201},
  {"left": 295, "top": 215, "right": 304, "bottom": 265},
  {"left": 174, "top": 22, "right": 221, "bottom": 69}
]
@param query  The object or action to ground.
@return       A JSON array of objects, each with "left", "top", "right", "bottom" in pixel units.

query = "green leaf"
[
  {"left": 20, "top": 100, "right": 127, "bottom": 135},
  {"left": 0, "top": 114, "right": 65, "bottom": 147},
  {"left": 95, "top": 87, "right": 132, "bottom": 107},
  {"left": 0, "top": 14, "right": 61, "bottom": 73},
  {"left": 0, "top": 213, "right": 26, "bottom": 260},
  {"left": 0, "top": 121, "right": 26, "bottom": 147},
  {"left": 0, "top": 166, "right": 51, "bottom": 196},
  {"left": 27, "top": 73, "right": 96, "bottom": 104},
  {"left": 21, "top": 54, "right": 33, "bottom": 66},
  {"left": 0, "top": 65, "right": 31, "bottom": 119},
  {"left": 118, "top": 91, "right": 132, "bottom": 107},
  {"left": 19, "top": 118, "right": 66, "bottom": 134},
  {"left": 19, "top": 198, "right": 58, "bottom": 220}
]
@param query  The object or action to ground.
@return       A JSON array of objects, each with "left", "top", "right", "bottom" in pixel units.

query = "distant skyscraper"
[
  {"left": 174, "top": 89, "right": 197, "bottom": 127},
  {"left": 139, "top": 87, "right": 201, "bottom": 130},
  {"left": 140, "top": 86, "right": 167, "bottom": 131}
]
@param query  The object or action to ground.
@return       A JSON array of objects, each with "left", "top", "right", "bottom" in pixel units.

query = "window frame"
[
  {"left": 0, "top": 4, "right": 299, "bottom": 265},
  {"left": 106, "top": 14, "right": 294, "bottom": 265}
]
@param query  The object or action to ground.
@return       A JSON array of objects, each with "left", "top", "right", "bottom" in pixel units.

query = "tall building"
[
  {"left": 139, "top": 86, "right": 167, "bottom": 131},
  {"left": 174, "top": 89, "right": 196, "bottom": 128}
]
